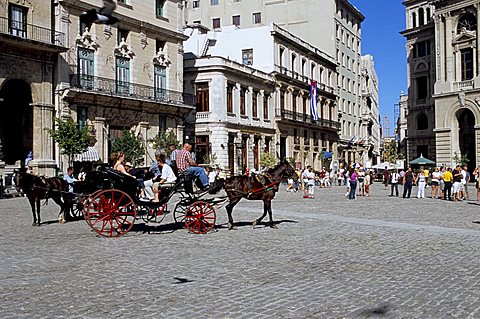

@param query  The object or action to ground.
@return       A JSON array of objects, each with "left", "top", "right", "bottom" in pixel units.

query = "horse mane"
[{"left": 267, "top": 160, "right": 287, "bottom": 174}]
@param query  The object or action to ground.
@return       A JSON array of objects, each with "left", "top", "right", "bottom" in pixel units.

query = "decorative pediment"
[
  {"left": 75, "top": 28, "right": 100, "bottom": 51},
  {"left": 453, "top": 29, "right": 476, "bottom": 45},
  {"left": 114, "top": 38, "right": 135, "bottom": 58},
  {"left": 153, "top": 48, "right": 171, "bottom": 67}
]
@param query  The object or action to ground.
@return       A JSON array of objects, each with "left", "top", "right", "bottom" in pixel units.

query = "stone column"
[
  {"left": 138, "top": 121, "right": 149, "bottom": 166},
  {"left": 434, "top": 14, "right": 443, "bottom": 82},
  {"left": 30, "top": 103, "right": 56, "bottom": 176},
  {"left": 445, "top": 13, "right": 455, "bottom": 83},
  {"left": 93, "top": 117, "right": 107, "bottom": 163},
  {"left": 235, "top": 132, "right": 242, "bottom": 175},
  {"left": 234, "top": 83, "right": 241, "bottom": 115}
]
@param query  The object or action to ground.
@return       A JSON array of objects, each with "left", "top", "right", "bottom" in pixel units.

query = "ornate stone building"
[
  {"left": 359, "top": 54, "right": 381, "bottom": 167},
  {"left": 335, "top": 0, "right": 367, "bottom": 165},
  {"left": 0, "top": 0, "right": 67, "bottom": 176},
  {"left": 184, "top": 24, "right": 339, "bottom": 172},
  {"left": 55, "top": 0, "right": 193, "bottom": 170},
  {"left": 401, "top": 0, "right": 436, "bottom": 163},
  {"left": 403, "top": 0, "right": 480, "bottom": 170}
]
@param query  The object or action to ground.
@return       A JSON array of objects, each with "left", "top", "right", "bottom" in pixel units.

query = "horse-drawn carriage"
[
  {"left": 73, "top": 166, "right": 226, "bottom": 237},
  {"left": 15, "top": 159, "right": 297, "bottom": 236}
]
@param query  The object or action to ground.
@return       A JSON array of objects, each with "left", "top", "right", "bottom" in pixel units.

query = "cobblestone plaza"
[{"left": 1, "top": 184, "right": 480, "bottom": 318}]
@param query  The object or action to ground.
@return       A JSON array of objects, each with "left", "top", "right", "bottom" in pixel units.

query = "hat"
[{"left": 124, "top": 162, "right": 133, "bottom": 168}]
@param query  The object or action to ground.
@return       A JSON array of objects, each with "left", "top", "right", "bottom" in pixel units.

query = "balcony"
[
  {"left": 276, "top": 109, "right": 340, "bottom": 130},
  {"left": 0, "top": 17, "right": 66, "bottom": 51},
  {"left": 69, "top": 74, "right": 195, "bottom": 107},
  {"left": 273, "top": 65, "right": 336, "bottom": 96}
]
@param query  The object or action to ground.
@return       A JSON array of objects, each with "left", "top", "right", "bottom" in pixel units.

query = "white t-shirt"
[
  {"left": 208, "top": 171, "right": 217, "bottom": 183},
  {"left": 432, "top": 171, "right": 441, "bottom": 182},
  {"left": 306, "top": 171, "right": 315, "bottom": 185},
  {"left": 161, "top": 164, "right": 177, "bottom": 183},
  {"left": 461, "top": 170, "right": 467, "bottom": 184},
  {"left": 390, "top": 172, "right": 399, "bottom": 184}
]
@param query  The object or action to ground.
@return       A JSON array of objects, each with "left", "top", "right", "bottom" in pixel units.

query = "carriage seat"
[{"left": 177, "top": 171, "right": 195, "bottom": 194}]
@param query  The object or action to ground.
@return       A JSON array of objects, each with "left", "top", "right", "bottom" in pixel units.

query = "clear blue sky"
[{"left": 350, "top": 0, "right": 407, "bottom": 135}]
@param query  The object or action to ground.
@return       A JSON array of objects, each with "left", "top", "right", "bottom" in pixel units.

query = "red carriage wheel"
[
  {"left": 83, "top": 189, "right": 136, "bottom": 237},
  {"left": 184, "top": 201, "right": 216, "bottom": 234}
]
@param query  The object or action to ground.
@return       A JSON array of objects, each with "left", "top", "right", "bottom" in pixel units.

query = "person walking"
[
  {"left": 415, "top": 169, "right": 426, "bottom": 198},
  {"left": 402, "top": 167, "right": 414, "bottom": 198},
  {"left": 364, "top": 170, "right": 371, "bottom": 197},
  {"left": 348, "top": 167, "right": 358, "bottom": 200},
  {"left": 474, "top": 167, "right": 480, "bottom": 201},
  {"left": 390, "top": 170, "right": 399, "bottom": 197},
  {"left": 443, "top": 167, "right": 453, "bottom": 201},
  {"left": 382, "top": 168, "right": 391, "bottom": 190},
  {"left": 431, "top": 167, "right": 441, "bottom": 199}
]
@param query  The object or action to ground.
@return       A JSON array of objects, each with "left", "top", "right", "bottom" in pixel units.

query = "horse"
[
  {"left": 223, "top": 159, "right": 298, "bottom": 230},
  {"left": 14, "top": 168, "right": 70, "bottom": 226}
]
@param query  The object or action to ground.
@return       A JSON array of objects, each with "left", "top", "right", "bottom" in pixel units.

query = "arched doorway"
[
  {"left": 457, "top": 108, "right": 475, "bottom": 172},
  {"left": 0, "top": 79, "right": 33, "bottom": 165}
]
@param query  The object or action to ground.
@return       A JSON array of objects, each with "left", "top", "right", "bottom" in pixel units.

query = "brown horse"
[
  {"left": 223, "top": 159, "right": 297, "bottom": 230},
  {"left": 15, "top": 168, "right": 70, "bottom": 226}
]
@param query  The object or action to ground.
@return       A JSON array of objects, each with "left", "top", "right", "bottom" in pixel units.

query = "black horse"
[
  {"left": 223, "top": 159, "right": 297, "bottom": 230},
  {"left": 15, "top": 168, "right": 69, "bottom": 226}
]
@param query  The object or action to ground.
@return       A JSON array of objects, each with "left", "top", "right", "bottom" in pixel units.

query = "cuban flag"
[{"left": 310, "top": 80, "right": 318, "bottom": 121}]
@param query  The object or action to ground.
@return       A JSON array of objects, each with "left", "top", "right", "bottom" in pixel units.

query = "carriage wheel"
[
  {"left": 173, "top": 198, "right": 194, "bottom": 226},
  {"left": 71, "top": 201, "right": 84, "bottom": 218},
  {"left": 184, "top": 201, "right": 216, "bottom": 234},
  {"left": 83, "top": 189, "right": 136, "bottom": 237},
  {"left": 144, "top": 203, "right": 168, "bottom": 223}
]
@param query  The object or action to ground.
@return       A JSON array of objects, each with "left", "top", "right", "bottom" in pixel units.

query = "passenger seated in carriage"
[
  {"left": 152, "top": 154, "right": 177, "bottom": 202},
  {"left": 112, "top": 152, "right": 136, "bottom": 179},
  {"left": 176, "top": 143, "right": 210, "bottom": 191},
  {"left": 142, "top": 150, "right": 165, "bottom": 200}
]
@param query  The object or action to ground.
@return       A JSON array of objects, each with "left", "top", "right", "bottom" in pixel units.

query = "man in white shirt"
[
  {"left": 390, "top": 170, "right": 399, "bottom": 197},
  {"left": 152, "top": 154, "right": 177, "bottom": 202}
]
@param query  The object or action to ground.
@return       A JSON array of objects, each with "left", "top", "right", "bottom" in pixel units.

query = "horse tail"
[{"left": 208, "top": 178, "right": 225, "bottom": 195}]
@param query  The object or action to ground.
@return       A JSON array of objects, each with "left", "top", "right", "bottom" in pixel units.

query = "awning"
[
  {"left": 408, "top": 154, "right": 435, "bottom": 165},
  {"left": 74, "top": 147, "right": 100, "bottom": 162}
]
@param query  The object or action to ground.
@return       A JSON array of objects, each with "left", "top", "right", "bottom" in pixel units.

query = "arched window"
[
  {"left": 412, "top": 12, "right": 417, "bottom": 28},
  {"left": 419, "top": 8, "right": 425, "bottom": 26},
  {"left": 417, "top": 113, "right": 428, "bottom": 130},
  {"left": 457, "top": 13, "right": 477, "bottom": 33}
]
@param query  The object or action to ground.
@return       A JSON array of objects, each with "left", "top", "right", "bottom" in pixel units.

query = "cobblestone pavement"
[{"left": 1, "top": 183, "right": 480, "bottom": 318}]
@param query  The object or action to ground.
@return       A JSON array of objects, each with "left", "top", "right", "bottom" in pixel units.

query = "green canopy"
[{"left": 408, "top": 154, "right": 435, "bottom": 165}]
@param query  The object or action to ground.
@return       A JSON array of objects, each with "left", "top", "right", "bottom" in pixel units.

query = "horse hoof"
[
  {"left": 32, "top": 222, "right": 37, "bottom": 226},
  {"left": 228, "top": 224, "right": 235, "bottom": 230},
  {"left": 252, "top": 220, "right": 258, "bottom": 227},
  {"left": 270, "top": 224, "right": 278, "bottom": 229}
]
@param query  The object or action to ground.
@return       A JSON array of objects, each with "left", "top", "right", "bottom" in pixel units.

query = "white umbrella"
[{"left": 371, "top": 162, "right": 396, "bottom": 170}]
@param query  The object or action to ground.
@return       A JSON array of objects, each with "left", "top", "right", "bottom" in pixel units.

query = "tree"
[
  {"left": 111, "top": 129, "right": 145, "bottom": 167},
  {"left": 260, "top": 152, "right": 277, "bottom": 169},
  {"left": 383, "top": 140, "right": 404, "bottom": 163},
  {"left": 452, "top": 151, "right": 470, "bottom": 166},
  {"left": 46, "top": 117, "right": 89, "bottom": 165},
  {"left": 151, "top": 130, "right": 181, "bottom": 157}
]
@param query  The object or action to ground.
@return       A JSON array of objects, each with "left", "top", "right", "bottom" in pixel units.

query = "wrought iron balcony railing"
[
  {"left": 70, "top": 74, "right": 195, "bottom": 106},
  {"left": 276, "top": 109, "right": 340, "bottom": 130},
  {"left": 0, "top": 17, "right": 65, "bottom": 47},
  {"left": 273, "top": 65, "right": 336, "bottom": 95}
]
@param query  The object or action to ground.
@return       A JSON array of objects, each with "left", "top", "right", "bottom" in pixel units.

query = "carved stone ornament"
[
  {"left": 153, "top": 48, "right": 171, "bottom": 67},
  {"left": 104, "top": 25, "right": 113, "bottom": 40},
  {"left": 114, "top": 38, "right": 135, "bottom": 58},
  {"left": 140, "top": 32, "right": 148, "bottom": 49},
  {"left": 475, "top": 97, "right": 480, "bottom": 107},
  {"left": 75, "top": 27, "right": 100, "bottom": 50}
]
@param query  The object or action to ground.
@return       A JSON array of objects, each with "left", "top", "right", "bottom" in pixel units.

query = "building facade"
[
  {"left": 0, "top": 0, "right": 67, "bottom": 177},
  {"left": 184, "top": 0, "right": 336, "bottom": 57},
  {"left": 401, "top": 0, "right": 436, "bottom": 163},
  {"left": 184, "top": 55, "right": 276, "bottom": 173},
  {"left": 403, "top": 0, "right": 480, "bottom": 170},
  {"left": 184, "top": 24, "right": 339, "bottom": 172},
  {"left": 359, "top": 54, "right": 381, "bottom": 166},
  {"left": 335, "top": 0, "right": 367, "bottom": 165},
  {"left": 55, "top": 0, "right": 192, "bottom": 170}
]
